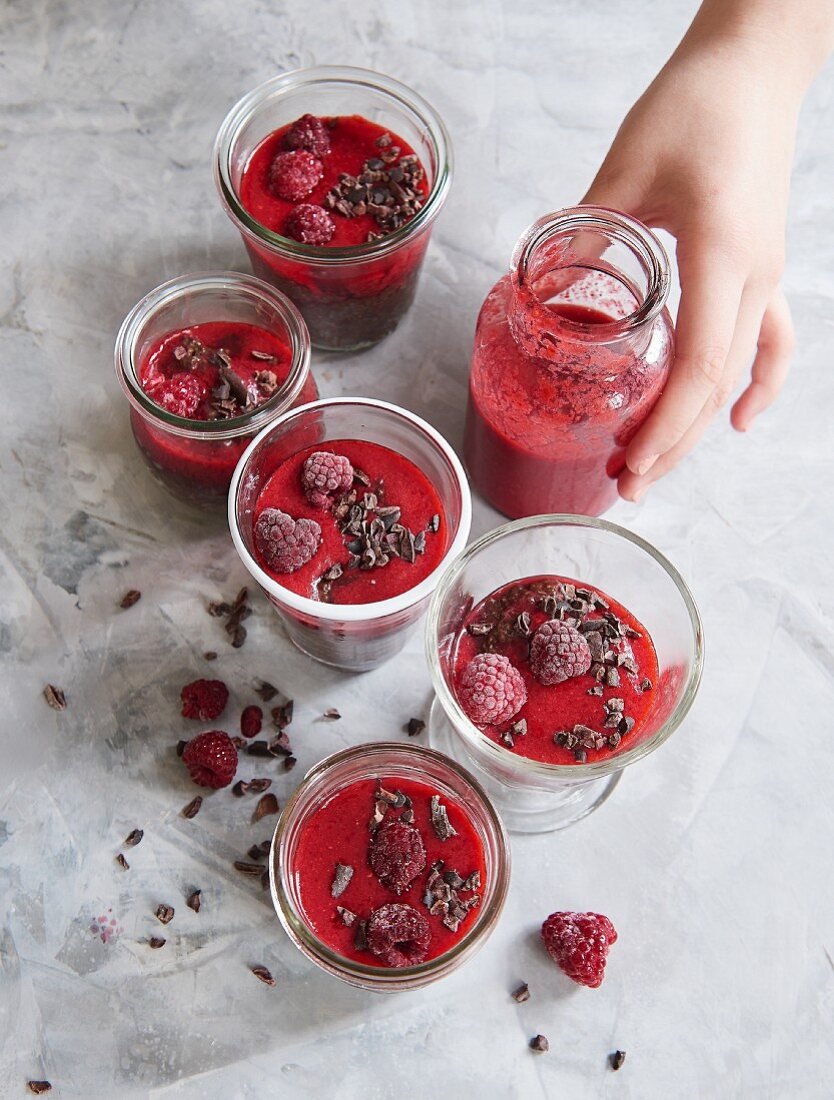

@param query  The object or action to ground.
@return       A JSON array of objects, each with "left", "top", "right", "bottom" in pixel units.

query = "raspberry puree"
[
  {"left": 253, "top": 439, "right": 447, "bottom": 604},
  {"left": 292, "top": 776, "right": 486, "bottom": 967},
  {"left": 452, "top": 575, "right": 660, "bottom": 765}
]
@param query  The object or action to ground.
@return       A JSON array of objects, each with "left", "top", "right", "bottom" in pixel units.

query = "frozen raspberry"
[
  {"left": 301, "top": 451, "right": 354, "bottom": 509},
  {"left": 368, "top": 821, "right": 426, "bottom": 895},
  {"left": 541, "top": 911, "right": 618, "bottom": 989},
  {"left": 366, "top": 902, "right": 431, "bottom": 967},
  {"left": 269, "top": 150, "right": 323, "bottom": 201},
  {"left": 181, "top": 730, "right": 238, "bottom": 789},
  {"left": 181, "top": 679, "right": 229, "bottom": 721},
  {"left": 240, "top": 704, "right": 263, "bottom": 739},
  {"left": 529, "top": 620, "right": 592, "bottom": 686},
  {"left": 284, "top": 113, "right": 331, "bottom": 156},
  {"left": 284, "top": 203, "right": 335, "bottom": 245},
  {"left": 254, "top": 508, "right": 321, "bottom": 573},
  {"left": 146, "top": 374, "right": 205, "bottom": 418},
  {"left": 458, "top": 653, "right": 527, "bottom": 727}
]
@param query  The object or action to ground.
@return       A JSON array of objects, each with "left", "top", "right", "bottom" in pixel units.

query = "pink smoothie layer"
[
  {"left": 253, "top": 439, "right": 447, "bottom": 604},
  {"left": 452, "top": 574, "right": 660, "bottom": 765},
  {"left": 240, "top": 114, "right": 429, "bottom": 248},
  {"left": 293, "top": 775, "right": 486, "bottom": 967}
]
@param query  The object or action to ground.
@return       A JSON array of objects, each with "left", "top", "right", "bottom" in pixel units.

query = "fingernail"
[
  {"left": 634, "top": 453, "right": 659, "bottom": 477},
  {"left": 633, "top": 486, "right": 647, "bottom": 504}
]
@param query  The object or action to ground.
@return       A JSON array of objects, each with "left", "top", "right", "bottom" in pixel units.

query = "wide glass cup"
[
  {"left": 426, "top": 515, "right": 703, "bottom": 833},
  {"left": 229, "top": 398, "right": 472, "bottom": 671}
]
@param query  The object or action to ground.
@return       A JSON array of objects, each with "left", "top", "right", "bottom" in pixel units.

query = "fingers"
[
  {"left": 730, "top": 288, "right": 794, "bottom": 431},
  {"left": 623, "top": 245, "right": 745, "bottom": 478}
]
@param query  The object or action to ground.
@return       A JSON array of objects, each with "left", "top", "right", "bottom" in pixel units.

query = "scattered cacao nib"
[
  {"left": 186, "top": 889, "right": 201, "bottom": 913},
  {"left": 248, "top": 840, "right": 271, "bottom": 861},
  {"left": 116, "top": 853, "right": 129, "bottom": 871},
  {"left": 249, "top": 777, "right": 273, "bottom": 794},
  {"left": 500, "top": 729, "right": 515, "bottom": 749},
  {"left": 232, "top": 780, "right": 248, "bottom": 797},
  {"left": 368, "top": 800, "right": 387, "bottom": 832},
  {"left": 253, "top": 793, "right": 279, "bottom": 822},
  {"left": 272, "top": 700, "right": 294, "bottom": 728},
  {"left": 182, "top": 796, "right": 203, "bottom": 819},
  {"left": 618, "top": 716, "right": 635, "bottom": 736},
  {"left": 251, "top": 965, "right": 275, "bottom": 986},
  {"left": 27, "top": 1082, "right": 52, "bottom": 1094},
  {"left": 510, "top": 718, "right": 527, "bottom": 737},
  {"left": 336, "top": 906, "right": 356, "bottom": 926},
  {"left": 203, "top": 651, "right": 217, "bottom": 661},
  {"left": 587, "top": 685, "right": 604, "bottom": 696},
  {"left": 254, "top": 680, "right": 279, "bottom": 702},
  {"left": 605, "top": 698, "right": 625, "bottom": 713},
  {"left": 354, "top": 919, "right": 369, "bottom": 951},
  {"left": 124, "top": 828, "right": 144, "bottom": 847},
  {"left": 324, "top": 145, "right": 425, "bottom": 233},
  {"left": 400, "top": 807, "right": 415, "bottom": 825},
  {"left": 610, "top": 1050, "right": 626, "bottom": 1071},
  {"left": 467, "top": 621, "right": 493, "bottom": 636},
  {"left": 515, "top": 610, "right": 532, "bottom": 636},
  {"left": 208, "top": 586, "right": 252, "bottom": 647},
  {"left": 176, "top": 740, "right": 187, "bottom": 757},
  {"left": 406, "top": 717, "right": 425, "bottom": 737},
  {"left": 230, "top": 735, "right": 247, "bottom": 749},
  {"left": 155, "top": 904, "right": 175, "bottom": 925},
  {"left": 529, "top": 1035, "right": 549, "bottom": 1054},
  {"left": 331, "top": 863, "right": 354, "bottom": 898},
  {"left": 119, "top": 589, "right": 141, "bottom": 609},
  {"left": 640, "top": 678, "right": 653, "bottom": 692},
  {"left": 322, "top": 708, "right": 341, "bottom": 720},
  {"left": 605, "top": 667, "right": 621, "bottom": 688},
  {"left": 283, "top": 756, "right": 297, "bottom": 772},
  {"left": 43, "top": 684, "right": 66, "bottom": 711},
  {"left": 512, "top": 982, "right": 530, "bottom": 1003},
  {"left": 430, "top": 795, "right": 457, "bottom": 841},
  {"left": 246, "top": 740, "right": 272, "bottom": 757},
  {"left": 148, "top": 937, "right": 166, "bottom": 949},
  {"left": 619, "top": 656, "right": 639, "bottom": 675},
  {"left": 234, "top": 861, "right": 264, "bottom": 877},
  {"left": 574, "top": 749, "right": 588, "bottom": 763},
  {"left": 261, "top": 869, "right": 270, "bottom": 890},
  {"left": 429, "top": 513, "right": 441, "bottom": 533},
  {"left": 267, "top": 732, "right": 293, "bottom": 757}
]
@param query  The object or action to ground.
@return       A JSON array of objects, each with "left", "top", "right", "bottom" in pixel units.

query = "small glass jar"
[
  {"left": 214, "top": 66, "right": 453, "bottom": 352},
  {"left": 229, "top": 398, "right": 472, "bottom": 671},
  {"left": 464, "top": 207, "right": 674, "bottom": 518},
  {"left": 115, "top": 272, "right": 317, "bottom": 507},
  {"left": 269, "top": 742, "right": 510, "bottom": 992},
  {"left": 426, "top": 515, "right": 703, "bottom": 833}
]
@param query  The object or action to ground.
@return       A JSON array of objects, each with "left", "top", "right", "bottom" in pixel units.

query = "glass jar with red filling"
[
  {"left": 213, "top": 66, "right": 452, "bottom": 352},
  {"left": 464, "top": 207, "right": 674, "bottom": 518},
  {"left": 115, "top": 272, "right": 317, "bottom": 507}
]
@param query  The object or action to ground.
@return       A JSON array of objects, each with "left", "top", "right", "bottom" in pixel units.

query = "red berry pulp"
[
  {"left": 292, "top": 776, "right": 486, "bottom": 968},
  {"left": 452, "top": 575, "right": 660, "bottom": 765},
  {"left": 253, "top": 439, "right": 447, "bottom": 604}
]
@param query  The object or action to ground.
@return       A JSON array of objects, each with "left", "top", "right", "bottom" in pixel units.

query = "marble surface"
[{"left": 2, "top": 1, "right": 833, "bottom": 1096}]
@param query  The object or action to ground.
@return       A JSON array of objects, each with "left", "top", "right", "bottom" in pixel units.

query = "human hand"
[{"left": 582, "top": 25, "right": 804, "bottom": 501}]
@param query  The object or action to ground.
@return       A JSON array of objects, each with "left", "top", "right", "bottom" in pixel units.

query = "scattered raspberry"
[
  {"left": 181, "top": 679, "right": 229, "bottom": 721},
  {"left": 181, "top": 730, "right": 238, "bottom": 789},
  {"left": 254, "top": 508, "right": 321, "bottom": 573},
  {"left": 366, "top": 902, "right": 431, "bottom": 967},
  {"left": 301, "top": 451, "right": 354, "bottom": 509},
  {"left": 284, "top": 113, "right": 331, "bottom": 156},
  {"left": 240, "top": 704, "right": 263, "bottom": 739},
  {"left": 284, "top": 203, "right": 335, "bottom": 245},
  {"left": 458, "top": 653, "right": 527, "bottom": 726},
  {"left": 368, "top": 821, "right": 426, "bottom": 895},
  {"left": 145, "top": 374, "right": 205, "bottom": 418},
  {"left": 269, "top": 150, "right": 323, "bottom": 201},
  {"left": 541, "top": 911, "right": 618, "bottom": 989},
  {"left": 530, "top": 620, "right": 592, "bottom": 686}
]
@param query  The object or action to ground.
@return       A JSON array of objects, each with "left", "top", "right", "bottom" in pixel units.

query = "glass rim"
[
  {"left": 512, "top": 206, "right": 671, "bottom": 338},
  {"left": 213, "top": 65, "right": 453, "bottom": 265},
  {"left": 425, "top": 513, "right": 705, "bottom": 781},
  {"left": 269, "top": 740, "right": 511, "bottom": 986},
  {"left": 114, "top": 270, "right": 313, "bottom": 440},
  {"left": 227, "top": 396, "right": 473, "bottom": 623}
]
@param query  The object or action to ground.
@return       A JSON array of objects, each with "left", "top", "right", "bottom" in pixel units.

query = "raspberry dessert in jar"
[
  {"left": 115, "top": 272, "right": 317, "bottom": 507},
  {"left": 270, "top": 742, "right": 509, "bottom": 991},
  {"left": 229, "top": 398, "right": 471, "bottom": 671},
  {"left": 426, "top": 515, "right": 703, "bottom": 832},
  {"left": 214, "top": 66, "right": 452, "bottom": 351},
  {"left": 464, "top": 207, "right": 674, "bottom": 518}
]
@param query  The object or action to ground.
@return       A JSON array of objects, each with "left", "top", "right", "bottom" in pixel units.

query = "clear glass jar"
[
  {"left": 115, "top": 272, "right": 317, "bottom": 507},
  {"left": 228, "top": 398, "right": 472, "bottom": 671},
  {"left": 214, "top": 66, "right": 453, "bottom": 352},
  {"left": 464, "top": 207, "right": 674, "bottom": 518},
  {"left": 269, "top": 742, "right": 510, "bottom": 991},
  {"left": 425, "top": 515, "right": 704, "bottom": 833}
]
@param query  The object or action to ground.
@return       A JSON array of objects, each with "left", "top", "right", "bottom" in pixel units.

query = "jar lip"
[
  {"left": 213, "top": 65, "right": 453, "bottom": 266},
  {"left": 269, "top": 741, "right": 511, "bottom": 986},
  {"left": 228, "top": 397, "right": 473, "bottom": 623},
  {"left": 114, "top": 270, "right": 312, "bottom": 441},
  {"left": 425, "top": 513, "right": 705, "bottom": 782},
  {"left": 512, "top": 205, "right": 671, "bottom": 337}
]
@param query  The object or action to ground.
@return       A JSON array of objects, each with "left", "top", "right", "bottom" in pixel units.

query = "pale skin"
[{"left": 582, "top": 0, "right": 834, "bottom": 501}]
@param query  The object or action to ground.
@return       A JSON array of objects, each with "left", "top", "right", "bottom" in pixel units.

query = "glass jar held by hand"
[{"left": 464, "top": 207, "right": 674, "bottom": 518}]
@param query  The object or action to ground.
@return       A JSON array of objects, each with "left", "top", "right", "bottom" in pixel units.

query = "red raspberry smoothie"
[
  {"left": 292, "top": 775, "right": 485, "bottom": 967},
  {"left": 252, "top": 440, "right": 447, "bottom": 604},
  {"left": 452, "top": 575, "right": 659, "bottom": 765}
]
